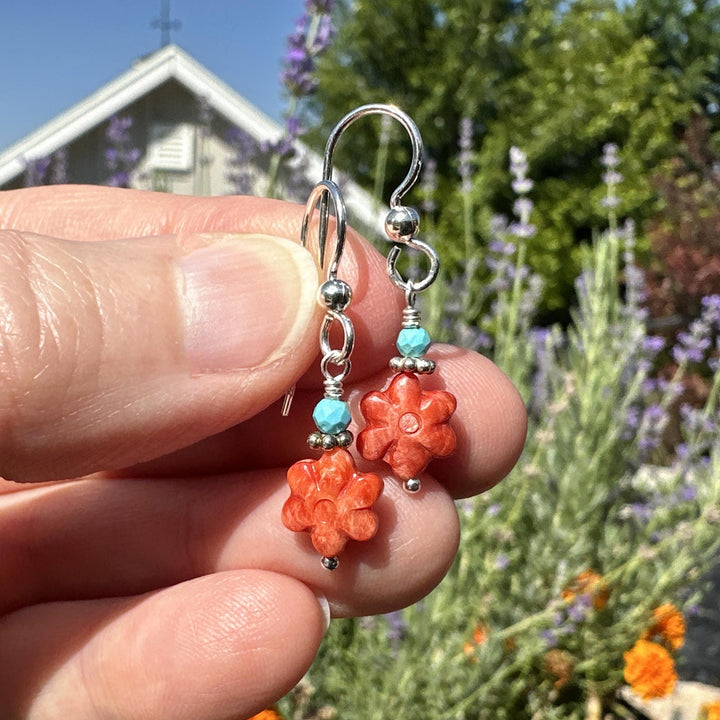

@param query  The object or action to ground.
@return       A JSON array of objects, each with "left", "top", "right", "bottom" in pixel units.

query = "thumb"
[{"left": 0, "top": 230, "right": 320, "bottom": 482}]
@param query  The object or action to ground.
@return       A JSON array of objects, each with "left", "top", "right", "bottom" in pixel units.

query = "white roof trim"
[{"left": 0, "top": 44, "right": 385, "bottom": 230}]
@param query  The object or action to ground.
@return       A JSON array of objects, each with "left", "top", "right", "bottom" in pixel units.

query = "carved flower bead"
[
  {"left": 282, "top": 448, "right": 383, "bottom": 558},
  {"left": 357, "top": 372, "right": 457, "bottom": 480}
]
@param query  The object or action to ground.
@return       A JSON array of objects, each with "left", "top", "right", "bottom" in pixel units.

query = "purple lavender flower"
[
  {"left": 567, "top": 595, "right": 592, "bottom": 622},
  {"left": 23, "top": 156, "right": 52, "bottom": 186},
  {"left": 104, "top": 114, "right": 140, "bottom": 188},
  {"left": 488, "top": 239, "right": 516, "bottom": 256},
  {"left": 50, "top": 147, "right": 68, "bottom": 184},
  {"left": 420, "top": 156, "right": 438, "bottom": 214},
  {"left": 509, "top": 146, "right": 533, "bottom": 195},
  {"left": 672, "top": 326, "right": 711, "bottom": 364},
  {"left": 383, "top": 611, "right": 407, "bottom": 647},
  {"left": 601, "top": 143, "right": 623, "bottom": 210},
  {"left": 643, "top": 336, "right": 666, "bottom": 357},
  {"left": 508, "top": 147, "right": 536, "bottom": 238},
  {"left": 281, "top": 7, "right": 334, "bottom": 99},
  {"left": 458, "top": 118, "right": 474, "bottom": 193},
  {"left": 495, "top": 554, "right": 510, "bottom": 570},
  {"left": 226, "top": 125, "right": 259, "bottom": 195},
  {"left": 541, "top": 629, "right": 558, "bottom": 648},
  {"left": 701, "top": 294, "right": 720, "bottom": 328}
]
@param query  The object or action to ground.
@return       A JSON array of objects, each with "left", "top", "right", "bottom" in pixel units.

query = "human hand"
[{"left": 0, "top": 186, "right": 526, "bottom": 720}]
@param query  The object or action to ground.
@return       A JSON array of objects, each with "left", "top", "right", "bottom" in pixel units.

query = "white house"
[{"left": 0, "top": 44, "right": 383, "bottom": 232}]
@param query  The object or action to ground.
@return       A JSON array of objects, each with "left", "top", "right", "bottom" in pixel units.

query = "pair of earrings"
[{"left": 281, "top": 105, "right": 457, "bottom": 570}]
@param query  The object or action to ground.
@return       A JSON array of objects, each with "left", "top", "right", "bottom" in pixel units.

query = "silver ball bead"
[
  {"left": 389, "top": 357, "right": 404, "bottom": 372},
  {"left": 402, "top": 357, "right": 418, "bottom": 372},
  {"left": 385, "top": 206, "right": 420, "bottom": 243},
  {"left": 321, "top": 434, "right": 337, "bottom": 450},
  {"left": 336, "top": 430, "right": 353, "bottom": 447},
  {"left": 308, "top": 431, "right": 323, "bottom": 448},
  {"left": 404, "top": 477, "right": 422, "bottom": 493},
  {"left": 416, "top": 358, "right": 436, "bottom": 374},
  {"left": 318, "top": 279, "right": 352, "bottom": 311},
  {"left": 321, "top": 555, "right": 339, "bottom": 571}
]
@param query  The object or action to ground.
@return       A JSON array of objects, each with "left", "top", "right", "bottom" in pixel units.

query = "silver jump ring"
[
  {"left": 387, "top": 239, "right": 440, "bottom": 294},
  {"left": 320, "top": 311, "right": 355, "bottom": 365},
  {"left": 320, "top": 354, "right": 352, "bottom": 382}
]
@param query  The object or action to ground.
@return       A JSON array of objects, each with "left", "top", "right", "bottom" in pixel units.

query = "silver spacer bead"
[
  {"left": 321, "top": 434, "right": 338, "bottom": 450},
  {"left": 389, "top": 356, "right": 436, "bottom": 374},
  {"left": 389, "top": 356, "right": 404, "bottom": 372},
  {"left": 415, "top": 358, "right": 436, "bottom": 374},
  {"left": 317, "top": 278, "right": 353, "bottom": 312},
  {"left": 404, "top": 478, "right": 422, "bottom": 493},
  {"left": 336, "top": 430, "right": 354, "bottom": 447},
  {"left": 402, "top": 357, "right": 418, "bottom": 372},
  {"left": 385, "top": 206, "right": 420, "bottom": 243},
  {"left": 322, "top": 555, "right": 339, "bottom": 571},
  {"left": 308, "top": 431, "right": 324, "bottom": 448}
]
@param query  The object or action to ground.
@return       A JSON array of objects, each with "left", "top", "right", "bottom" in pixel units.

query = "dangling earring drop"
[
  {"left": 356, "top": 206, "right": 457, "bottom": 493},
  {"left": 281, "top": 180, "right": 383, "bottom": 571},
  {"left": 352, "top": 108, "right": 457, "bottom": 493}
]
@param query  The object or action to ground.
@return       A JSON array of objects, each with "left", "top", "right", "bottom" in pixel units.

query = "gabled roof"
[
  {"left": 0, "top": 44, "right": 383, "bottom": 230},
  {"left": 0, "top": 44, "right": 287, "bottom": 186}
]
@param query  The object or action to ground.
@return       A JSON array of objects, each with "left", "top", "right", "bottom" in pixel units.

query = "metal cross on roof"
[{"left": 151, "top": 0, "right": 182, "bottom": 48}]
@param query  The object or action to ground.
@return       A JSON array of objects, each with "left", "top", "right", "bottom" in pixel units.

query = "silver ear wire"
[
  {"left": 321, "top": 103, "right": 424, "bottom": 208},
  {"left": 282, "top": 179, "right": 349, "bottom": 417}
]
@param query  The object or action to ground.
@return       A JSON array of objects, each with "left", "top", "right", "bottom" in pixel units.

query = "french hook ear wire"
[
  {"left": 282, "top": 179, "right": 349, "bottom": 416},
  {"left": 321, "top": 103, "right": 424, "bottom": 209}
]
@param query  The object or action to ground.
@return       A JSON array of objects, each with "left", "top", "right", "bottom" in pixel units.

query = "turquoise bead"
[
  {"left": 313, "top": 398, "right": 351, "bottom": 434},
  {"left": 396, "top": 327, "right": 432, "bottom": 358}
]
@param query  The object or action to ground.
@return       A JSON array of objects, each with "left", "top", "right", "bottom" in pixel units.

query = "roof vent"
[{"left": 147, "top": 122, "right": 194, "bottom": 171}]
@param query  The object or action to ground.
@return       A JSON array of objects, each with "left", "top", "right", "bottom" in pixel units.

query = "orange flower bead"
[
  {"left": 282, "top": 447, "right": 383, "bottom": 558},
  {"left": 357, "top": 372, "right": 456, "bottom": 480}
]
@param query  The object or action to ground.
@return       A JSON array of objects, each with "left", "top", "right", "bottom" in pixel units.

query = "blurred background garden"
[{"left": 5, "top": 0, "right": 720, "bottom": 717}]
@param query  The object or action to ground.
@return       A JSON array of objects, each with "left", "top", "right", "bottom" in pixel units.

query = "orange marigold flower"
[
  {"left": 623, "top": 639, "right": 677, "bottom": 701},
  {"left": 245, "top": 710, "right": 283, "bottom": 720},
  {"left": 561, "top": 569, "right": 610, "bottom": 610},
  {"left": 282, "top": 448, "right": 383, "bottom": 558},
  {"left": 644, "top": 603, "right": 685, "bottom": 651},
  {"left": 702, "top": 700, "right": 720, "bottom": 720},
  {"left": 463, "top": 624, "right": 489, "bottom": 662},
  {"left": 472, "top": 625, "right": 488, "bottom": 645},
  {"left": 357, "top": 372, "right": 456, "bottom": 480}
]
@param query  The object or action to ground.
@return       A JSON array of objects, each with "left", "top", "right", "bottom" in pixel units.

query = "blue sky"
[{"left": 0, "top": 0, "right": 305, "bottom": 149}]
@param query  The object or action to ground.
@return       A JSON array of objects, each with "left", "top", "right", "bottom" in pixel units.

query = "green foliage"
[{"left": 311, "top": 0, "right": 720, "bottom": 313}]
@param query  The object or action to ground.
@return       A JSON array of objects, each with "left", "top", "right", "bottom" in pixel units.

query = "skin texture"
[{"left": 0, "top": 186, "right": 527, "bottom": 720}]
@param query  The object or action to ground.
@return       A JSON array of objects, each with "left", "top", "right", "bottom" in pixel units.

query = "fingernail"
[
  {"left": 177, "top": 234, "right": 318, "bottom": 373},
  {"left": 314, "top": 591, "right": 331, "bottom": 633}
]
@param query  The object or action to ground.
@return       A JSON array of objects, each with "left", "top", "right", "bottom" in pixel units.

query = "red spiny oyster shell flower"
[
  {"left": 282, "top": 448, "right": 383, "bottom": 558},
  {"left": 357, "top": 372, "right": 457, "bottom": 480}
]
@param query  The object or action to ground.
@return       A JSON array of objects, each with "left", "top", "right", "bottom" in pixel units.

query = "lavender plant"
[
  {"left": 280, "top": 143, "right": 720, "bottom": 720},
  {"left": 265, "top": 0, "right": 335, "bottom": 199},
  {"left": 104, "top": 115, "right": 140, "bottom": 188}
]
